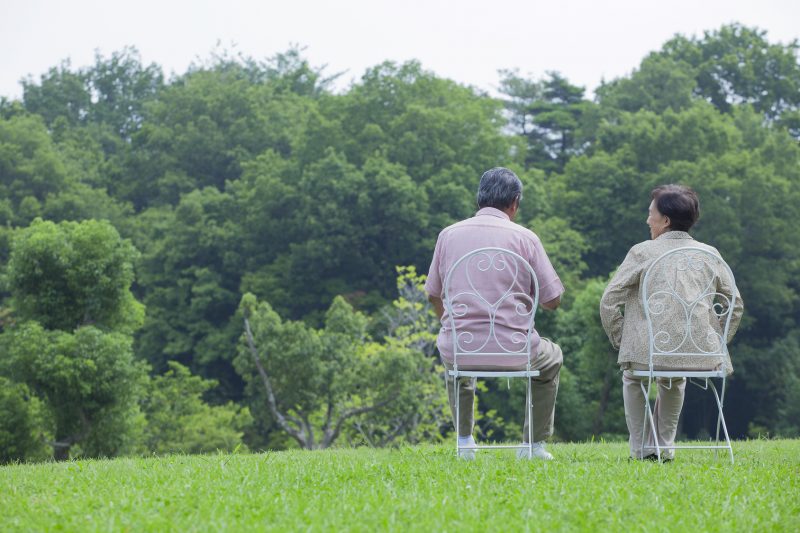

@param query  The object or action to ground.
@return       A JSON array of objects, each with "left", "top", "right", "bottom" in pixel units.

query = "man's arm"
[
  {"left": 526, "top": 234, "right": 565, "bottom": 314},
  {"left": 540, "top": 294, "right": 561, "bottom": 311},
  {"left": 428, "top": 294, "right": 445, "bottom": 320},
  {"left": 423, "top": 231, "right": 445, "bottom": 321}
]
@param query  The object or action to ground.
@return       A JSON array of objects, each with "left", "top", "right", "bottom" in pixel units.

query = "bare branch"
[
  {"left": 300, "top": 412, "right": 314, "bottom": 450},
  {"left": 321, "top": 395, "right": 334, "bottom": 437},
  {"left": 49, "top": 409, "right": 92, "bottom": 460},
  {"left": 352, "top": 421, "right": 376, "bottom": 448},
  {"left": 379, "top": 419, "right": 409, "bottom": 447},
  {"left": 323, "top": 399, "right": 391, "bottom": 448},
  {"left": 243, "top": 313, "right": 309, "bottom": 447}
]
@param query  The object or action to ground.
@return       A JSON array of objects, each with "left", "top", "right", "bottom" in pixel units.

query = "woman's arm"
[
  {"left": 717, "top": 268, "right": 744, "bottom": 342},
  {"left": 599, "top": 248, "right": 642, "bottom": 349}
]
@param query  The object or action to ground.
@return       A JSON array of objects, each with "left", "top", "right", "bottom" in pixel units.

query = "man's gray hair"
[{"left": 477, "top": 167, "right": 523, "bottom": 209}]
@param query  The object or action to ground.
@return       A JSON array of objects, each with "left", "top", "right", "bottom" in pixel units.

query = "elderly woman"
[{"left": 600, "top": 185, "right": 743, "bottom": 461}]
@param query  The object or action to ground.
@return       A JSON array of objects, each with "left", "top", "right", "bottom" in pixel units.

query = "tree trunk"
[
  {"left": 592, "top": 368, "right": 614, "bottom": 435},
  {"left": 53, "top": 442, "right": 70, "bottom": 461}
]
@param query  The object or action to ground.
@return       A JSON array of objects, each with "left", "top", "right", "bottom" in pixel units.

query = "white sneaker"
[
  {"left": 517, "top": 441, "right": 553, "bottom": 461},
  {"left": 457, "top": 436, "right": 477, "bottom": 460}
]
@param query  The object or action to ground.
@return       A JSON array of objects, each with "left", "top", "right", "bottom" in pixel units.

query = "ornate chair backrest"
[
  {"left": 443, "top": 247, "right": 539, "bottom": 369},
  {"left": 642, "top": 246, "right": 737, "bottom": 365}
]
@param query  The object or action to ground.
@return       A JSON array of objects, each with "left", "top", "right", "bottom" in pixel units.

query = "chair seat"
[
  {"left": 448, "top": 369, "right": 540, "bottom": 378},
  {"left": 630, "top": 369, "right": 725, "bottom": 379}
]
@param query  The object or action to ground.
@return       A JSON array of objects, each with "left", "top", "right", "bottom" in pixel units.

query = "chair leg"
[
  {"left": 709, "top": 379, "right": 734, "bottom": 464},
  {"left": 526, "top": 375, "right": 533, "bottom": 458},
  {"left": 721, "top": 377, "right": 732, "bottom": 464},
  {"left": 454, "top": 373, "right": 460, "bottom": 457},
  {"left": 639, "top": 380, "right": 648, "bottom": 459},
  {"left": 640, "top": 378, "right": 661, "bottom": 461},
  {"left": 715, "top": 377, "right": 726, "bottom": 448},
  {"left": 713, "top": 378, "right": 721, "bottom": 460}
]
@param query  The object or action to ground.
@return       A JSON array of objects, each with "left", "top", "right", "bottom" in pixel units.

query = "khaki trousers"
[
  {"left": 622, "top": 364, "right": 686, "bottom": 459},
  {"left": 445, "top": 338, "right": 562, "bottom": 443}
]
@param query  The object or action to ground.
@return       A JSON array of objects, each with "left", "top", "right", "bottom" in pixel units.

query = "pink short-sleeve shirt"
[{"left": 424, "top": 208, "right": 564, "bottom": 367}]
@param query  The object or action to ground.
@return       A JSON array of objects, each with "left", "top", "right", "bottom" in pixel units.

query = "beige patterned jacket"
[{"left": 599, "top": 231, "right": 744, "bottom": 374}]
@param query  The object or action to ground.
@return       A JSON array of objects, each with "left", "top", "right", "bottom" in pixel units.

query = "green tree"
[
  {"left": 0, "top": 376, "right": 50, "bottom": 463},
  {"left": 499, "top": 70, "right": 595, "bottom": 172},
  {"left": 770, "top": 332, "right": 800, "bottom": 437},
  {"left": 554, "top": 279, "right": 626, "bottom": 440},
  {"left": 549, "top": 95, "right": 800, "bottom": 438},
  {"left": 661, "top": 24, "right": 800, "bottom": 119},
  {"left": 237, "top": 293, "right": 429, "bottom": 449},
  {"left": 141, "top": 361, "right": 252, "bottom": 454},
  {"left": 526, "top": 217, "right": 589, "bottom": 301},
  {"left": 0, "top": 114, "right": 70, "bottom": 223},
  {"left": 340, "top": 61, "right": 514, "bottom": 177},
  {"left": 596, "top": 54, "right": 696, "bottom": 114},
  {"left": 131, "top": 189, "right": 244, "bottom": 400},
  {"left": 4, "top": 31, "right": 798, "bottom": 444},
  {"left": 8, "top": 219, "right": 143, "bottom": 332},
  {"left": 85, "top": 48, "right": 163, "bottom": 139},
  {"left": 21, "top": 61, "right": 91, "bottom": 127},
  {"left": 354, "top": 267, "right": 450, "bottom": 446},
  {"left": 552, "top": 102, "right": 744, "bottom": 277},
  {"left": 121, "top": 49, "right": 327, "bottom": 209},
  {"left": 22, "top": 49, "right": 163, "bottom": 137},
  {"left": 2, "top": 323, "right": 147, "bottom": 459},
  {"left": 2, "top": 219, "right": 147, "bottom": 459},
  {"left": 0, "top": 112, "right": 133, "bottom": 232}
]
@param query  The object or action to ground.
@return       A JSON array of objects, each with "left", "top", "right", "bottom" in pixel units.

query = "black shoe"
[{"left": 642, "top": 453, "right": 672, "bottom": 463}]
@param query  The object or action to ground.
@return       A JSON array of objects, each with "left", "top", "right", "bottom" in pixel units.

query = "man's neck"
[
  {"left": 502, "top": 206, "right": 517, "bottom": 221},
  {"left": 476, "top": 205, "right": 516, "bottom": 221}
]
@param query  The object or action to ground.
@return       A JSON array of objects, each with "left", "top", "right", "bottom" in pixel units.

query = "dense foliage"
[{"left": 1, "top": 24, "right": 798, "bottom": 460}]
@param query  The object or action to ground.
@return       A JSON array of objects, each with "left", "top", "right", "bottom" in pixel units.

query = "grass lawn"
[{"left": 1, "top": 439, "right": 798, "bottom": 531}]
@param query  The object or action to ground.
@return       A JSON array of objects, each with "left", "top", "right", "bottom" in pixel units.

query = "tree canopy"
[{"left": 1, "top": 24, "right": 799, "bottom": 459}]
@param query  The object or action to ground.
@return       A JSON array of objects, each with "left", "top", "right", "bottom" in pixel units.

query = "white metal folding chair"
[
  {"left": 633, "top": 246, "right": 738, "bottom": 463},
  {"left": 443, "top": 247, "right": 540, "bottom": 458}
]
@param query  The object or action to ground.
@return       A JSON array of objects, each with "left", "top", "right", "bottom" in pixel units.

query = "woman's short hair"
[
  {"left": 650, "top": 184, "right": 700, "bottom": 232},
  {"left": 477, "top": 167, "right": 523, "bottom": 209}
]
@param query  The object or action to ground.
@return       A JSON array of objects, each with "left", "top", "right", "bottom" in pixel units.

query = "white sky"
[{"left": 1, "top": 0, "right": 798, "bottom": 100}]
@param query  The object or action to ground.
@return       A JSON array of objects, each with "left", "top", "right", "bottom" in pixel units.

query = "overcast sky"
[{"left": 1, "top": 0, "right": 798, "bottom": 101}]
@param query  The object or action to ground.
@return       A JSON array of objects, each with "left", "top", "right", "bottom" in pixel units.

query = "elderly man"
[{"left": 424, "top": 167, "right": 564, "bottom": 460}]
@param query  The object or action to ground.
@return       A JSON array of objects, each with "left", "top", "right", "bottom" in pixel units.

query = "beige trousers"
[
  {"left": 622, "top": 363, "right": 686, "bottom": 459},
  {"left": 445, "top": 338, "right": 563, "bottom": 443}
]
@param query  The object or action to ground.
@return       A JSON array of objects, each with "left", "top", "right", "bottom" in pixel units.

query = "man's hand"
[
  {"left": 540, "top": 295, "right": 561, "bottom": 311},
  {"left": 428, "top": 294, "right": 445, "bottom": 320}
]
